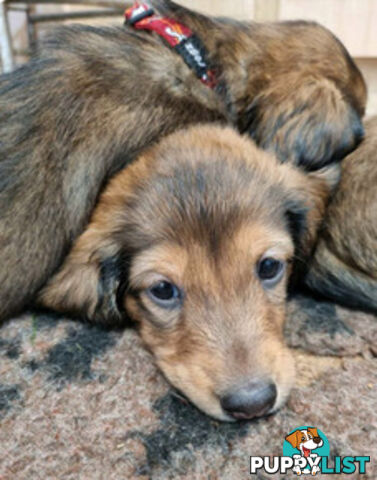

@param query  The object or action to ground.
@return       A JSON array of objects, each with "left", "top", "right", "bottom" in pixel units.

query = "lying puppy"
[
  {"left": 0, "top": 0, "right": 366, "bottom": 322},
  {"left": 39, "top": 125, "right": 339, "bottom": 420},
  {"left": 306, "top": 116, "right": 377, "bottom": 313}
]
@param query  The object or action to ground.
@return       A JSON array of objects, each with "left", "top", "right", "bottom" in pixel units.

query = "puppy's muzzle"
[{"left": 220, "top": 379, "right": 277, "bottom": 420}]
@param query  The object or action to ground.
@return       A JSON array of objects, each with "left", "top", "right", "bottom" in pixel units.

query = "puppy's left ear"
[
  {"left": 240, "top": 72, "right": 365, "bottom": 170},
  {"left": 285, "top": 430, "right": 301, "bottom": 449},
  {"left": 38, "top": 229, "right": 126, "bottom": 325},
  {"left": 284, "top": 163, "right": 341, "bottom": 262},
  {"left": 308, "top": 427, "right": 319, "bottom": 438}
]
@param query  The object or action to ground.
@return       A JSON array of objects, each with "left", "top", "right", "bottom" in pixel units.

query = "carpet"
[{"left": 0, "top": 294, "right": 376, "bottom": 479}]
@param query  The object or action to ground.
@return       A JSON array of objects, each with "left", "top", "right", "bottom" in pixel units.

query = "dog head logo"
[
  {"left": 283, "top": 426, "right": 329, "bottom": 476},
  {"left": 286, "top": 427, "right": 324, "bottom": 458}
]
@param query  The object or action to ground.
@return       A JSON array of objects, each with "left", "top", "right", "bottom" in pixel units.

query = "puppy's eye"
[
  {"left": 257, "top": 257, "right": 285, "bottom": 287},
  {"left": 147, "top": 281, "right": 182, "bottom": 308}
]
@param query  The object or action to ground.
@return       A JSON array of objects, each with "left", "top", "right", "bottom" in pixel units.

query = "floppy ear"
[
  {"left": 240, "top": 72, "right": 364, "bottom": 170},
  {"left": 308, "top": 427, "right": 319, "bottom": 438},
  {"left": 285, "top": 430, "right": 301, "bottom": 449},
  {"left": 38, "top": 223, "right": 126, "bottom": 325},
  {"left": 283, "top": 163, "right": 341, "bottom": 267}
]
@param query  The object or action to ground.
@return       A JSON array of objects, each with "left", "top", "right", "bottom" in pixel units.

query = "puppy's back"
[{"left": 0, "top": 24, "right": 222, "bottom": 322}]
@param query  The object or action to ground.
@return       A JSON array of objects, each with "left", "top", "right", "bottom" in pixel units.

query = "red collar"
[{"left": 124, "top": 2, "right": 217, "bottom": 89}]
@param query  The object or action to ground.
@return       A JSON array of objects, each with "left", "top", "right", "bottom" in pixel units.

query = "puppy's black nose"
[
  {"left": 313, "top": 437, "right": 322, "bottom": 445},
  {"left": 220, "top": 380, "right": 277, "bottom": 420}
]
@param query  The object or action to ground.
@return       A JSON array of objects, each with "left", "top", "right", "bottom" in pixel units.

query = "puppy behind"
[
  {"left": 306, "top": 116, "right": 377, "bottom": 312},
  {"left": 0, "top": 0, "right": 366, "bottom": 323},
  {"left": 40, "top": 125, "right": 338, "bottom": 420}
]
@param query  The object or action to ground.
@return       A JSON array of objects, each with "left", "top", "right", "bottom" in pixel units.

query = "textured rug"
[{"left": 0, "top": 294, "right": 376, "bottom": 479}]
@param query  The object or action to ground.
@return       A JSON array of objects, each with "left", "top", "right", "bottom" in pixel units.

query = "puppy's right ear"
[{"left": 38, "top": 229, "right": 126, "bottom": 325}]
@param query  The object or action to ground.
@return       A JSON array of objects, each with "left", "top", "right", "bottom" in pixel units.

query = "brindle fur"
[
  {"left": 39, "top": 125, "right": 339, "bottom": 419},
  {"left": 306, "top": 116, "right": 377, "bottom": 312},
  {"left": 0, "top": 0, "right": 366, "bottom": 322}
]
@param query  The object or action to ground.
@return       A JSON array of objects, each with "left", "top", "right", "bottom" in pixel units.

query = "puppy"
[
  {"left": 39, "top": 125, "right": 339, "bottom": 420},
  {"left": 0, "top": 0, "right": 366, "bottom": 322},
  {"left": 306, "top": 116, "right": 377, "bottom": 312}
]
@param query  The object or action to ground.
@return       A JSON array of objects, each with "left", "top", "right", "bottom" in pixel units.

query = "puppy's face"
[
  {"left": 40, "top": 126, "right": 338, "bottom": 421},
  {"left": 285, "top": 427, "right": 323, "bottom": 455},
  {"left": 126, "top": 223, "right": 294, "bottom": 421}
]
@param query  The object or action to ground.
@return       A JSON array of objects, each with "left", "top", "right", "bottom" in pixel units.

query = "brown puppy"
[
  {"left": 306, "top": 116, "right": 377, "bottom": 312},
  {"left": 40, "top": 125, "right": 339, "bottom": 420},
  {"left": 0, "top": 0, "right": 366, "bottom": 322}
]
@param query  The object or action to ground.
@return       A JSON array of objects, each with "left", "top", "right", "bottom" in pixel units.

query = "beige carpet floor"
[{"left": 0, "top": 294, "right": 376, "bottom": 479}]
